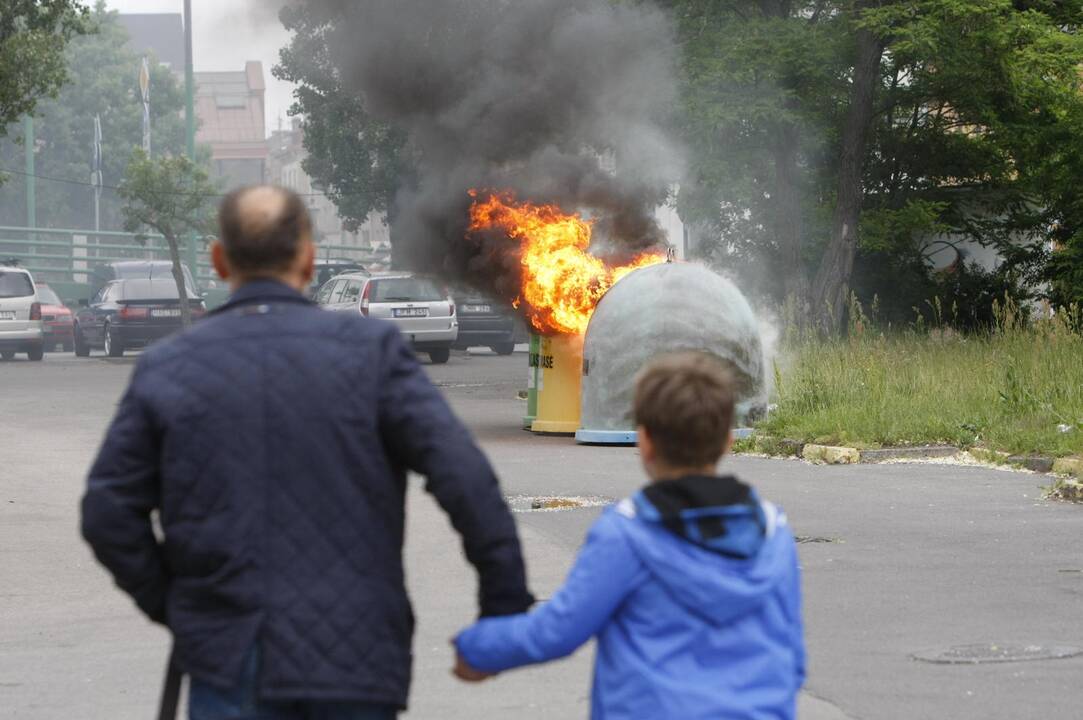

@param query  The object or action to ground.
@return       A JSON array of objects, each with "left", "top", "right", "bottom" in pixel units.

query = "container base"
[
  {"left": 575, "top": 429, "right": 638, "bottom": 445},
  {"left": 531, "top": 419, "right": 579, "bottom": 435},
  {"left": 575, "top": 427, "right": 756, "bottom": 446}
]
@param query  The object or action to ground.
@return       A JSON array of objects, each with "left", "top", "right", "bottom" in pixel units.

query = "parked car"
[
  {"left": 452, "top": 290, "right": 518, "bottom": 355},
  {"left": 90, "top": 260, "right": 199, "bottom": 298},
  {"left": 0, "top": 261, "right": 44, "bottom": 361},
  {"left": 316, "top": 271, "right": 458, "bottom": 364},
  {"left": 309, "top": 259, "right": 367, "bottom": 299},
  {"left": 36, "top": 284, "right": 74, "bottom": 352},
  {"left": 74, "top": 278, "right": 205, "bottom": 358}
]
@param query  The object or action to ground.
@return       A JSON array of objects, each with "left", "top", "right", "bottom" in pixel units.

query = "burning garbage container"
[
  {"left": 575, "top": 262, "right": 766, "bottom": 444},
  {"left": 523, "top": 334, "right": 541, "bottom": 430},
  {"left": 530, "top": 332, "right": 584, "bottom": 435}
]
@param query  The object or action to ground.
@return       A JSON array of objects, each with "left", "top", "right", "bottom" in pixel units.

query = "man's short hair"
[
  {"left": 217, "top": 186, "right": 312, "bottom": 275},
  {"left": 634, "top": 351, "right": 736, "bottom": 467}
]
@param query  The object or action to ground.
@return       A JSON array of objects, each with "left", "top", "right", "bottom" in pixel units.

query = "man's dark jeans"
[{"left": 189, "top": 649, "right": 397, "bottom": 720}]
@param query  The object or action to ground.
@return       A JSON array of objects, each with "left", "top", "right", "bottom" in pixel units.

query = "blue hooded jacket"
[{"left": 456, "top": 475, "right": 805, "bottom": 720}]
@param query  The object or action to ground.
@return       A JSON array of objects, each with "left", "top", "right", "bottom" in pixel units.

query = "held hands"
[{"left": 450, "top": 639, "right": 495, "bottom": 683}]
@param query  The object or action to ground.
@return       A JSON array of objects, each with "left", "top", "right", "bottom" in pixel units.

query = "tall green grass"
[{"left": 761, "top": 300, "right": 1083, "bottom": 457}]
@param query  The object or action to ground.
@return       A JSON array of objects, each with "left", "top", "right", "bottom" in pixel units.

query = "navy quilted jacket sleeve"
[
  {"left": 81, "top": 361, "right": 169, "bottom": 624},
  {"left": 377, "top": 328, "right": 535, "bottom": 617}
]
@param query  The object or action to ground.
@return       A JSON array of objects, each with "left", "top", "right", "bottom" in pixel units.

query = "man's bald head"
[{"left": 218, "top": 185, "right": 312, "bottom": 276}]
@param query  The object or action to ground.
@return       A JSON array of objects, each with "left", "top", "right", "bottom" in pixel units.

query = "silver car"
[
  {"left": 0, "top": 263, "right": 44, "bottom": 361},
  {"left": 316, "top": 272, "right": 458, "bottom": 364}
]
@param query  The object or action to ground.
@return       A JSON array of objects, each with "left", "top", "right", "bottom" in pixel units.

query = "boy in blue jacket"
[{"left": 454, "top": 351, "right": 805, "bottom": 719}]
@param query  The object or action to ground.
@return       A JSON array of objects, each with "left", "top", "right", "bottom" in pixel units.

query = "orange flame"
[{"left": 467, "top": 190, "right": 665, "bottom": 335}]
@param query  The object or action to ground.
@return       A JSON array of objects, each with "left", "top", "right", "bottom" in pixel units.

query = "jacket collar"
[{"left": 214, "top": 279, "right": 311, "bottom": 314}]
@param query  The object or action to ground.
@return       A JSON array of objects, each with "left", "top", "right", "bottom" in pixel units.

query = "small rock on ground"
[{"left": 803, "top": 444, "right": 860, "bottom": 465}]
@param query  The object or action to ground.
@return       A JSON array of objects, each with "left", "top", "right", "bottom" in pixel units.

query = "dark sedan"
[
  {"left": 74, "top": 278, "right": 204, "bottom": 358},
  {"left": 453, "top": 293, "right": 518, "bottom": 355}
]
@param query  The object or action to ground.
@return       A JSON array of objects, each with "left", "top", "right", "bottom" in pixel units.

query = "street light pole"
[
  {"left": 183, "top": 0, "right": 198, "bottom": 281},
  {"left": 24, "top": 115, "right": 35, "bottom": 231},
  {"left": 183, "top": 0, "right": 195, "bottom": 161}
]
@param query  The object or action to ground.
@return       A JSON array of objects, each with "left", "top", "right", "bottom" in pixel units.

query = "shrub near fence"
[{"left": 763, "top": 299, "right": 1083, "bottom": 457}]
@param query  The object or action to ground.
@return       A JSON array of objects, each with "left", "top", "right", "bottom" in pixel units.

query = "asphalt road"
[{"left": 1, "top": 349, "right": 1081, "bottom": 719}]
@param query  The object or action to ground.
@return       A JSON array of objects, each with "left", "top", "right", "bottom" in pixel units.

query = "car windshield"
[
  {"left": 371, "top": 277, "right": 445, "bottom": 302},
  {"left": 0, "top": 271, "right": 34, "bottom": 298},
  {"left": 113, "top": 263, "right": 196, "bottom": 289},
  {"left": 36, "top": 286, "right": 63, "bottom": 305},
  {"left": 121, "top": 279, "right": 197, "bottom": 300}
]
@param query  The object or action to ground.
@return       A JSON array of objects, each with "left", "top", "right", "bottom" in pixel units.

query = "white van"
[{"left": 0, "top": 262, "right": 45, "bottom": 361}]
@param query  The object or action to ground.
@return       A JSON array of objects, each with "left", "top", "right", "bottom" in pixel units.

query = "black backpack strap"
[{"left": 157, "top": 648, "right": 183, "bottom": 720}]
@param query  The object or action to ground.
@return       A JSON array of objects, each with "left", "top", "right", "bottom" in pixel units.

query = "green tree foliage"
[
  {"left": 272, "top": 2, "right": 414, "bottom": 234},
  {"left": 0, "top": 3, "right": 187, "bottom": 229},
  {"left": 669, "top": 0, "right": 1083, "bottom": 328},
  {"left": 273, "top": 0, "right": 1083, "bottom": 326},
  {"left": 118, "top": 149, "right": 218, "bottom": 327},
  {"left": 0, "top": 0, "right": 89, "bottom": 138}
]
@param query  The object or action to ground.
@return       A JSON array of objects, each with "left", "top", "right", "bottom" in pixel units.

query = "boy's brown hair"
[{"left": 634, "top": 351, "right": 735, "bottom": 467}]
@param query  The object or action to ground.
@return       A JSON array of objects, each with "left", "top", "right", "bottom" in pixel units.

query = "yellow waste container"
[{"left": 531, "top": 333, "right": 584, "bottom": 435}]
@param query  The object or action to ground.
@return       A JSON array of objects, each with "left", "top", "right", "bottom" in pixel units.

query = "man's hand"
[{"left": 451, "top": 643, "right": 494, "bottom": 682}]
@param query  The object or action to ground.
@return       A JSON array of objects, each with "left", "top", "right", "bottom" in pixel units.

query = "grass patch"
[{"left": 760, "top": 302, "right": 1083, "bottom": 457}]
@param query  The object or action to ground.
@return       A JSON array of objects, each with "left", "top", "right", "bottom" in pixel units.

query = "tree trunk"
[
  {"left": 773, "top": 118, "right": 808, "bottom": 325},
  {"left": 810, "top": 25, "right": 885, "bottom": 333},
  {"left": 166, "top": 234, "right": 193, "bottom": 328}
]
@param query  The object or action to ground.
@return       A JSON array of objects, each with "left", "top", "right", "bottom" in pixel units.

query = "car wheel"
[
  {"left": 74, "top": 326, "right": 90, "bottom": 357},
  {"left": 27, "top": 344, "right": 44, "bottom": 362},
  {"left": 0, "top": 350, "right": 14, "bottom": 361},
  {"left": 428, "top": 348, "right": 451, "bottom": 364},
  {"left": 491, "top": 342, "right": 515, "bottom": 356},
  {"left": 105, "top": 324, "right": 124, "bottom": 358}
]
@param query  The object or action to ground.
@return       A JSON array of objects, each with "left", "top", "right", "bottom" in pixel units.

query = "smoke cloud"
[{"left": 301, "top": 0, "right": 684, "bottom": 298}]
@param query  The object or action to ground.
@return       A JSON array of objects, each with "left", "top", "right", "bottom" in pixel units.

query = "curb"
[
  {"left": 859, "top": 445, "right": 961, "bottom": 463},
  {"left": 1006, "top": 455, "right": 1055, "bottom": 474},
  {"left": 744, "top": 437, "right": 1082, "bottom": 477}
]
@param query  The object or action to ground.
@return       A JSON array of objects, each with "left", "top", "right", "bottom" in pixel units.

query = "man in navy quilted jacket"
[{"left": 81, "top": 185, "right": 534, "bottom": 720}]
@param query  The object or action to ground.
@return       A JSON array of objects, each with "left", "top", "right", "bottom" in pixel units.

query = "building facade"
[
  {"left": 267, "top": 119, "right": 391, "bottom": 267},
  {"left": 195, "top": 62, "right": 268, "bottom": 190}
]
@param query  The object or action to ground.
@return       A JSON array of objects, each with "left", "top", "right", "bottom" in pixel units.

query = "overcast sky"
[{"left": 104, "top": 0, "right": 295, "bottom": 136}]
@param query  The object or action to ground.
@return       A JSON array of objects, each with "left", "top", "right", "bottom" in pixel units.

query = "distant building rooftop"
[
  {"left": 195, "top": 62, "right": 267, "bottom": 152},
  {"left": 117, "top": 13, "right": 184, "bottom": 70}
]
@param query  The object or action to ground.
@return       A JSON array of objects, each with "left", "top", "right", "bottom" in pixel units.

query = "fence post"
[{"left": 72, "top": 234, "right": 88, "bottom": 284}]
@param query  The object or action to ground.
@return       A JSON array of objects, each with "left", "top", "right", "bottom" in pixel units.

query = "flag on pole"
[
  {"left": 139, "top": 57, "right": 151, "bottom": 154},
  {"left": 91, "top": 114, "right": 103, "bottom": 188}
]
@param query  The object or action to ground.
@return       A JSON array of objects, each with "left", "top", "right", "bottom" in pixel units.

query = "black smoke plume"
[{"left": 299, "top": 0, "right": 682, "bottom": 300}]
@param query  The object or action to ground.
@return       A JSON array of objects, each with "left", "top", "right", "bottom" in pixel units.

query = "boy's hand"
[{"left": 450, "top": 641, "right": 494, "bottom": 682}]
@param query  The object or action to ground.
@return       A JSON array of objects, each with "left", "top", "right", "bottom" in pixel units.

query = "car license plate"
[
  {"left": 151, "top": 309, "right": 181, "bottom": 318},
  {"left": 464, "top": 304, "right": 492, "bottom": 313},
  {"left": 0, "top": 311, "right": 14, "bottom": 321},
  {"left": 393, "top": 307, "right": 428, "bottom": 318}
]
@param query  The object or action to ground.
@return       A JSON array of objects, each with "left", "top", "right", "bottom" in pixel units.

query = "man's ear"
[
  {"left": 298, "top": 238, "right": 316, "bottom": 285},
  {"left": 211, "top": 240, "right": 230, "bottom": 281}
]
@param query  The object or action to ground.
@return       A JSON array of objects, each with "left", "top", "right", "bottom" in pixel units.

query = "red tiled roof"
[{"left": 195, "top": 61, "right": 267, "bottom": 159}]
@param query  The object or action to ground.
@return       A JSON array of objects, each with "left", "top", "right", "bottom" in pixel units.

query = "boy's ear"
[{"left": 637, "top": 425, "right": 654, "bottom": 464}]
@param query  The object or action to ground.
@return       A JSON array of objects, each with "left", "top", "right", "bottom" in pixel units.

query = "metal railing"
[{"left": 0, "top": 225, "right": 391, "bottom": 304}]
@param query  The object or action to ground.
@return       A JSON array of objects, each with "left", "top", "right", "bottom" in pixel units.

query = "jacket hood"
[{"left": 620, "top": 475, "right": 793, "bottom": 626}]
